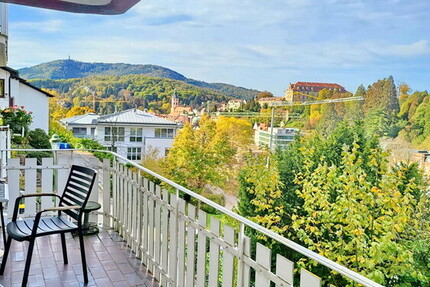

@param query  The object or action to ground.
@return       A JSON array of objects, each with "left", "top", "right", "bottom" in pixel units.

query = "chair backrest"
[{"left": 59, "top": 165, "right": 97, "bottom": 220}]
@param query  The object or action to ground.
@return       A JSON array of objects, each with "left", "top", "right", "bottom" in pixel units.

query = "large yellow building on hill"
[{"left": 285, "top": 81, "right": 346, "bottom": 103}]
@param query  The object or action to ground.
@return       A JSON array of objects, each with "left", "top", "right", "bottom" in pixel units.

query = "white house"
[
  {"left": 61, "top": 109, "right": 180, "bottom": 161},
  {"left": 0, "top": 67, "right": 52, "bottom": 132},
  {"left": 226, "top": 99, "right": 246, "bottom": 111},
  {"left": 59, "top": 113, "right": 99, "bottom": 139}
]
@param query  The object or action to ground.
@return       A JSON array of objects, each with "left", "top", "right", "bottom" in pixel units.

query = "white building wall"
[
  {"left": 96, "top": 125, "right": 177, "bottom": 160},
  {"left": 0, "top": 69, "right": 50, "bottom": 133},
  {"left": 145, "top": 137, "right": 174, "bottom": 157},
  {"left": 66, "top": 125, "right": 97, "bottom": 138},
  {"left": 0, "top": 68, "right": 9, "bottom": 108},
  {"left": 15, "top": 81, "right": 49, "bottom": 132}
]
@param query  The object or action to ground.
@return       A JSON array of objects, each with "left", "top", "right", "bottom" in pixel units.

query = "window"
[
  {"left": 0, "top": 79, "right": 4, "bottom": 98},
  {"left": 130, "top": 128, "right": 143, "bottom": 142},
  {"left": 72, "top": 127, "right": 87, "bottom": 137},
  {"left": 104, "top": 127, "right": 124, "bottom": 141},
  {"left": 155, "top": 128, "right": 174, "bottom": 138},
  {"left": 91, "top": 128, "right": 96, "bottom": 136},
  {"left": 127, "top": 147, "right": 141, "bottom": 161}
]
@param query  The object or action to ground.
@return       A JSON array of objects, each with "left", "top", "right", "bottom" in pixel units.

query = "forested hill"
[
  {"left": 29, "top": 75, "right": 233, "bottom": 115},
  {"left": 18, "top": 59, "right": 259, "bottom": 100}
]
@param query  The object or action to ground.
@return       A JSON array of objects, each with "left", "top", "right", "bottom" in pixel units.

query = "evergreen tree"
[
  {"left": 383, "top": 75, "right": 400, "bottom": 113},
  {"left": 363, "top": 76, "right": 399, "bottom": 114}
]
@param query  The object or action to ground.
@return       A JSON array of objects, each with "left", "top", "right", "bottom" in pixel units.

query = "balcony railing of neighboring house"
[
  {"left": 74, "top": 134, "right": 95, "bottom": 139},
  {"left": 0, "top": 149, "right": 383, "bottom": 287}
]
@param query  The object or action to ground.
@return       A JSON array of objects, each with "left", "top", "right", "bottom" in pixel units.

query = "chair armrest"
[
  {"left": 11, "top": 193, "right": 62, "bottom": 221},
  {"left": 43, "top": 205, "right": 81, "bottom": 212},
  {"left": 20, "top": 193, "right": 60, "bottom": 198}
]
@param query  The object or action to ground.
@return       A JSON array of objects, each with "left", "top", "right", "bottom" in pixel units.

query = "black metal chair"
[{"left": 0, "top": 165, "right": 97, "bottom": 287}]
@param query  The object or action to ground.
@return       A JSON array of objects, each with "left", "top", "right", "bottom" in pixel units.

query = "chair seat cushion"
[{"left": 7, "top": 216, "right": 78, "bottom": 241}]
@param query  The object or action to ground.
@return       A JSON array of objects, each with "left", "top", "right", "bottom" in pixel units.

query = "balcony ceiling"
[{"left": 0, "top": 0, "right": 141, "bottom": 15}]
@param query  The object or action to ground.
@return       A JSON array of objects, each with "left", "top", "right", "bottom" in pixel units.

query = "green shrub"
[{"left": 28, "top": 129, "right": 51, "bottom": 149}]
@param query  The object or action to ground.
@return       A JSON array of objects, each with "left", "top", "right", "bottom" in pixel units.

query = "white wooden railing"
[{"left": 0, "top": 149, "right": 384, "bottom": 287}]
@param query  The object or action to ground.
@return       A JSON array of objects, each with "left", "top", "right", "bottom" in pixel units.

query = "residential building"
[
  {"left": 257, "top": 96, "right": 283, "bottom": 107},
  {"left": 285, "top": 81, "right": 347, "bottom": 103},
  {"left": 60, "top": 113, "right": 99, "bottom": 139},
  {"left": 61, "top": 109, "right": 179, "bottom": 160},
  {"left": 0, "top": 67, "right": 52, "bottom": 132},
  {"left": 226, "top": 99, "right": 246, "bottom": 111},
  {"left": 254, "top": 123, "right": 298, "bottom": 150}
]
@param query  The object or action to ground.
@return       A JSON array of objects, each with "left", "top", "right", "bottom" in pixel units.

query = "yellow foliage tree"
[
  {"left": 215, "top": 116, "right": 253, "bottom": 152},
  {"left": 46, "top": 89, "right": 69, "bottom": 133},
  {"left": 163, "top": 115, "right": 236, "bottom": 192},
  {"left": 65, "top": 106, "right": 96, "bottom": 118}
]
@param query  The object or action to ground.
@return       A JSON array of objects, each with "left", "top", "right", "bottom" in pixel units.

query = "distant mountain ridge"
[{"left": 18, "top": 59, "right": 259, "bottom": 100}]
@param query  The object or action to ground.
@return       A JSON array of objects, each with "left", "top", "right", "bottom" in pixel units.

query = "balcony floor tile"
[{"left": 0, "top": 228, "right": 159, "bottom": 287}]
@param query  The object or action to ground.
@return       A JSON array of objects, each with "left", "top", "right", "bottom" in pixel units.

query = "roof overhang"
[{"left": 0, "top": 0, "right": 141, "bottom": 15}]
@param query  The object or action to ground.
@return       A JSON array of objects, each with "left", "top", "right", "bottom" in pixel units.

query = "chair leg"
[
  {"left": 22, "top": 237, "right": 36, "bottom": 287},
  {"left": 0, "top": 235, "right": 13, "bottom": 275},
  {"left": 60, "top": 233, "right": 68, "bottom": 264},
  {"left": 78, "top": 229, "right": 88, "bottom": 283}
]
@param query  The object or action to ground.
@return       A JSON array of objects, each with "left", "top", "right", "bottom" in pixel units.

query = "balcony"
[{"left": 0, "top": 149, "right": 382, "bottom": 287}]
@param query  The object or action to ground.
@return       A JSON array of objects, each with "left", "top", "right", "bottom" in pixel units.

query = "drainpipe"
[{"left": 8, "top": 74, "right": 11, "bottom": 107}]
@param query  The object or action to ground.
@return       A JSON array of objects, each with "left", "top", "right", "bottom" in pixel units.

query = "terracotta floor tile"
[{"left": 0, "top": 229, "right": 158, "bottom": 286}]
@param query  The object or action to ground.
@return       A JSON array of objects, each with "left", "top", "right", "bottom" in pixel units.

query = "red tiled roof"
[
  {"left": 173, "top": 106, "right": 192, "bottom": 112},
  {"left": 291, "top": 82, "right": 345, "bottom": 89}
]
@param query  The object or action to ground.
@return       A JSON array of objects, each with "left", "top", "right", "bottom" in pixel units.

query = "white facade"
[
  {"left": 226, "top": 99, "right": 246, "bottom": 111},
  {"left": 97, "top": 124, "right": 176, "bottom": 160},
  {"left": 254, "top": 126, "right": 298, "bottom": 150},
  {"left": 0, "top": 67, "right": 51, "bottom": 133},
  {"left": 0, "top": 4, "right": 8, "bottom": 66},
  {"left": 61, "top": 109, "right": 179, "bottom": 161}
]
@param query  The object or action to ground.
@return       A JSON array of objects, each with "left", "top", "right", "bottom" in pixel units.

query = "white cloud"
[
  {"left": 367, "top": 40, "right": 430, "bottom": 57},
  {"left": 12, "top": 19, "right": 65, "bottom": 33}
]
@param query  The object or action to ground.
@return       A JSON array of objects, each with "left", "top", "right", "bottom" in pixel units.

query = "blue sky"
[{"left": 7, "top": 0, "right": 430, "bottom": 96}]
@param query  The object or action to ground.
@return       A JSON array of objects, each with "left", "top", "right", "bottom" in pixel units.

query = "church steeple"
[{"left": 171, "top": 89, "right": 179, "bottom": 113}]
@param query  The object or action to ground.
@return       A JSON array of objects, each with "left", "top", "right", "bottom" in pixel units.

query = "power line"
[{"left": 269, "top": 96, "right": 364, "bottom": 107}]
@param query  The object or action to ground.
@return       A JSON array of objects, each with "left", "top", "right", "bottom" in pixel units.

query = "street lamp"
[{"left": 49, "top": 134, "right": 61, "bottom": 150}]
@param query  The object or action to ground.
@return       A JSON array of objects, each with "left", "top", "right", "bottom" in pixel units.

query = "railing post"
[
  {"left": 102, "top": 158, "right": 111, "bottom": 228},
  {"left": 168, "top": 188, "right": 179, "bottom": 287},
  {"left": 136, "top": 171, "right": 142, "bottom": 259},
  {"left": 112, "top": 159, "right": 118, "bottom": 231},
  {"left": 236, "top": 223, "right": 246, "bottom": 287},
  {"left": 7, "top": 158, "right": 20, "bottom": 219},
  {"left": 88, "top": 157, "right": 100, "bottom": 203}
]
